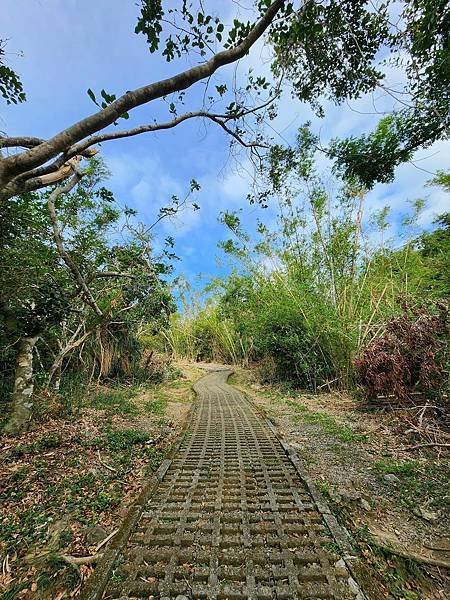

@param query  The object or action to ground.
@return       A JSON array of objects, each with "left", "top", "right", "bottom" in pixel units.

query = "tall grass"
[
  {"left": 161, "top": 135, "right": 448, "bottom": 392},
  {"left": 161, "top": 308, "right": 252, "bottom": 365},
  {"left": 161, "top": 170, "right": 447, "bottom": 391}
]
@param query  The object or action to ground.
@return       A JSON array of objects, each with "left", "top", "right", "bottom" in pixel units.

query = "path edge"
[
  {"left": 79, "top": 392, "right": 199, "bottom": 600},
  {"left": 231, "top": 377, "right": 369, "bottom": 600}
]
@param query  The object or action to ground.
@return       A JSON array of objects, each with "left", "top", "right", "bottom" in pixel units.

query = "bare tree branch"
[
  {"left": 46, "top": 325, "right": 95, "bottom": 389},
  {"left": 13, "top": 93, "right": 278, "bottom": 191}
]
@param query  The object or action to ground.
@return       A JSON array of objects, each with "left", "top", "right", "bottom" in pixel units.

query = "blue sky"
[{"left": 2, "top": 1, "right": 449, "bottom": 292}]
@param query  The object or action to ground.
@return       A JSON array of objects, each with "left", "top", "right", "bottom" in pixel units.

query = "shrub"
[{"left": 354, "top": 302, "right": 448, "bottom": 401}]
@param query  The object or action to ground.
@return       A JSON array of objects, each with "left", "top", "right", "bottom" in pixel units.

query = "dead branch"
[
  {"left": 374, "top": 542, "right": 450, "bottom": 570},
  {"left": 60, "top": 552, "right": 103, "bottom": 566},
  {"left": 38, "top": 149, "right": 97, "bottom": 186},
  {"left": 423, "top": 543, "right": 450, "bottom": 552},
  {"left": 398, "top": 443, "right": 450, "bottom": 451},
  {"left": 97, "top": 449, "right": 117, "bottom": 472},
  {"left": 95, "top": 528, "right": 119, "bottom": 552}
]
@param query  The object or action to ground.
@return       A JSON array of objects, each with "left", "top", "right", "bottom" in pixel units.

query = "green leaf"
[{"left": 87, "top": 88, "right": 97, "bottom": 104}]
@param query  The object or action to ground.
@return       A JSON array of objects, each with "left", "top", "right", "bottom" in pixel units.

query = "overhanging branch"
[{"left": 2, "top": 0, "right": 285, "bottom": 181}]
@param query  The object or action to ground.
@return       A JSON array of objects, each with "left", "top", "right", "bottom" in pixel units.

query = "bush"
[{"left": 354, "top": 302, "right": 448, "bottom": 401}]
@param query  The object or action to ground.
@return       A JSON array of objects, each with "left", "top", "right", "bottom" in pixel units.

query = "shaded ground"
[
  {"left": 231, "top": 368, "right": 450, "bottom": 600},
  {"left": 0, "top": 364, "right": 204, "bottom": 599}
]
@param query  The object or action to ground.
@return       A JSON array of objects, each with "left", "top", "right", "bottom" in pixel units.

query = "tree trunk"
[
  {"left": 46, "top": 327, "right": 93, "bottom": 391},
  {"left": 3, "top": 335, "right": 39, "bottom": 435}
]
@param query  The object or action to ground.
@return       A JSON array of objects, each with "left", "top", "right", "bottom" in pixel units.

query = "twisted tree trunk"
[{"left": 3, "top": 335, "right": 39, "bottom": 435}]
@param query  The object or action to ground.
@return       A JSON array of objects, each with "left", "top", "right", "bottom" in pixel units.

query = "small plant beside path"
[
  {"left": 232, "top": 367, "right": 450, "bottom": 600},
  {"left": 0, "top": 363, "right": 203, "bottom": 599}
]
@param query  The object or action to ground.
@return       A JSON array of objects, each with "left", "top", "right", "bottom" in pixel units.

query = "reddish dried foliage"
[{"left": 354, "top": 303, "right": 449, "bottom": 401}]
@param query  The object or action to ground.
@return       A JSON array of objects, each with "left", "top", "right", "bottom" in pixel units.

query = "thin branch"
[
  {"left": 398, "top": 443, "right": 450, "bottom": 451},
  {"left": 18, "top": 105, "right": 274, "bottom": 188},
  {"left": 47, "top": 171, "right": 103, "bottom": 317},
  {"left": 209, "top": 115, "right": 268, "bottom": 148},
  {"left": 91, "top": 271, "right": 136, "bottom": 280}
]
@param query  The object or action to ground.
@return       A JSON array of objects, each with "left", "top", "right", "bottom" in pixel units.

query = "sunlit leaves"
[
  {"left": 135, "top": 0, "right": 227, "bottom": 61},
  {"left": 135, "top": 0, "right": 164, "bottom": 52},
  {"left": 271, "top": 1, "right": 388, "bottom": 112},
  {"left": 330, "top": 114, "right": 415, "bottom": 188}
]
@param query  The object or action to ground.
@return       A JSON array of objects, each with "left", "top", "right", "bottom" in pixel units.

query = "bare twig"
[
  {"left": 398, "top": 443, "right": 450, "bottom": 451},
  {"left": 95, "top": 528, "right": 119, "bottom": 552},
  {"left": 97, "top": 449, "right": 117, "bottom": 473}
]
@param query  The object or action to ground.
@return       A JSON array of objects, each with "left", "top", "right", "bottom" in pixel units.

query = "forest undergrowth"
[{"left": 0, "top": 361, "right": 203, "bottom": 599}]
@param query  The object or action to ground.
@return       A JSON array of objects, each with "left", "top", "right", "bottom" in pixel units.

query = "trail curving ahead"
[{"left": 84, "top": 369, "right": 364, "bottom": 600}]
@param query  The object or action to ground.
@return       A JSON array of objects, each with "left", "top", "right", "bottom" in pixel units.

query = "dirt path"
[{"left": 82, "top": 370, "right": 364, "bottom": 599}]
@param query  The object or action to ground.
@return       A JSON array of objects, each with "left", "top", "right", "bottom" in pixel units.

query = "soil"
[{"left": 231, "top": 367, "right": 450, "bottom": 600}]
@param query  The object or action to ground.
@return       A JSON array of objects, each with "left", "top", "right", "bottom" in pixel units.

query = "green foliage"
[
  {"left": 271, "top": 1, "right": 388, "bottom": 113},
  {"left": 7, "top": 433, "right": 63, "bottom": 459},
  {"left": 129, "top": 0, "right": 448, "bottom": 186},
  {"left": 88, "top": 387, "right": 139, "bottom": 416},
  {"left": 165, "top": 137, "right": 448, "bottom": 393},
  {"left": 329, "top": 0, "right": 450, "bottom": 187},
  {"left": 162, "top": 307, "right": 251, "bottom": 365},
  {"left": 374, "top": 459, "right": 450, "bottom": 510},
  {"left": 288, "top": 401, "right": 367, "bottom": 442},
  {"left": 144, "top": 394, "right": 167, "bottom": 415},
  {"left": 135, "top": 0, "right": 225, "bottom": 59},
  {"left": 0, "top": 39, "right": 26, "bottom": 104},
  {"left": 86, "top": 87, "right": 129, "bottom": 121},
  {"left": 330, "top": 115, "right": 416, "bottom": 188},
  {"left": 0, "top": 158, "right": 176, "bottom": 426},
  {"left": 101, "top": 428, "right": 152, "bottom": 451},
  {"left": 418, "top": 212, "right": 450, "bottom": 297},
  {"left": 374, "top": 459, "right": 418, "bottom": 477}
]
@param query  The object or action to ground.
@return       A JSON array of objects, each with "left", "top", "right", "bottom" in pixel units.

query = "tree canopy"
[{"left": 0, "top": 0, "right": 448, "bottom": 201}]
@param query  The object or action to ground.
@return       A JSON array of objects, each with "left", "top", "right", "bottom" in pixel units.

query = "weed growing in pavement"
[
  {"left": 144, "top": 446, "right": 165, "bottom": 473},
  {"left": 315, "top": 480, "right": 332, "bottom": 496}
]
